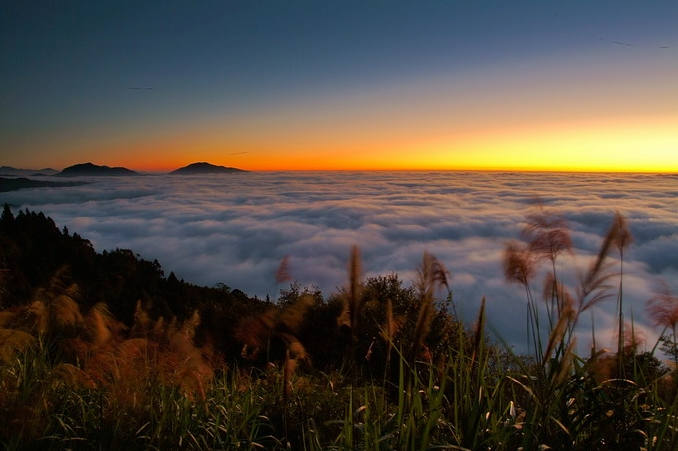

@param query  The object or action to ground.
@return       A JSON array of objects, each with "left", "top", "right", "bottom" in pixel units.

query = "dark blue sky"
[{"left": 1, "top": 1, "right": 676, "bottom": 170}]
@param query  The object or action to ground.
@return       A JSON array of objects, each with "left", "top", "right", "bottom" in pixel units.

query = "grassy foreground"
[{"left": 1, "top": 205, "right": 677, "bottom": 449}]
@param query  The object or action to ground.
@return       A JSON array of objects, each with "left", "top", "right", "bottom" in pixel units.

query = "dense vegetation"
[{"left": 0, "top": 204, "right": 676, "bottom": 449}]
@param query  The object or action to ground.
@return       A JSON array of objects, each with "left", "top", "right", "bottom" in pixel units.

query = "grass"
[{"left": 1, "top": 209, "right": 677, "bottom": 449}]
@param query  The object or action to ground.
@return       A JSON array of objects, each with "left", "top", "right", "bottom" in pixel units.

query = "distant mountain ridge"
[
  {"left": 57, "top": 162, "right": 138, "bottom": 177},
  {"left": 0, "top": 166, "right": 58, "bottom": 176},
  {"left": 170, "top": 162, "right": 246, "bottom": 175},
  {"left": 0, "top": 177, "right": 88, "bottom": 192}
]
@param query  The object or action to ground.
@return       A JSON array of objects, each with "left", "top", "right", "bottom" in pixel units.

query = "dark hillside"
[{"left": 0, "top": 204, "right": 264, "bottom": 329}]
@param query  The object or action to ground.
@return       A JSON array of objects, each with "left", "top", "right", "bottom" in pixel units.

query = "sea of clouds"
[{"left": 3, "top": 171, "right": 677, "bottom": 353}]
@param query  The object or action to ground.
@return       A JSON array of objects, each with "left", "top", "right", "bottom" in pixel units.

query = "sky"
[
  {"left": 1, "top": 1, "right": 677, "bottom": 171},
  {"left": 3, "top": 171, "right": 677, "bottom": 352}
]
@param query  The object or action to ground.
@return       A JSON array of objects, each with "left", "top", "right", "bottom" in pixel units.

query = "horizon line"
[{"left": 5, "top": 163, "right": 678, "bottom": 175}]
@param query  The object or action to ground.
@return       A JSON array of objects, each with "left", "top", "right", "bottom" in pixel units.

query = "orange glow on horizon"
[
  {"left": 7, "top": 50, "right": 677, "bottom": 174},
  {"left": 97, "top": 113, "right": 678, "bottom": 174},
  {"left": 5, "top": 47, "right": 677, "bottom": 174}
]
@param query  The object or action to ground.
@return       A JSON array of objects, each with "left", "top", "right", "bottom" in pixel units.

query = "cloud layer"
[{"left": 3, "top": 171, "right": 677, "bottom": 352}]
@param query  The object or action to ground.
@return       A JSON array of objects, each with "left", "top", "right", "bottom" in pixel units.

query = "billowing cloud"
[{"left": 2, "top": 171, "right": 677, "bottom": 353}]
